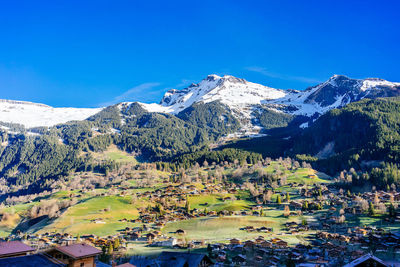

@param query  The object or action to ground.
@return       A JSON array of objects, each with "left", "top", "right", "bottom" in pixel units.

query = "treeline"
[
  {"left": 159, "top": 148, "right": 264, "bottom": 170},
  {"left": 336, "top": 162, "right": 400, "bottom": 190}
]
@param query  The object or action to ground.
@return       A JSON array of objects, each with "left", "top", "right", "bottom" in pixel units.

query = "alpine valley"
[
  {"left": 0, "top": 74, "right": 399, "bottom": 193},
  {"left": 1, "top": 74, "right": 400, "bottom": 266}
]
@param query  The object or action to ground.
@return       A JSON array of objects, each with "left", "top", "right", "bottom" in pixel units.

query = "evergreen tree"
[
  {"left": 107, "top": 243, "right": 114, "bottom": 255},
  {"left": 113, "top": 238, "right": 120, "bottom": 250},
  {"left": 276, "top": 195, "right": 281, "bottom": 204},
  {"left": 368, "top": 202, "right": 375, "bottom": 216}
]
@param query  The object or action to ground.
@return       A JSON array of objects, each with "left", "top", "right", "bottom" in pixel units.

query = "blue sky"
[{"left": 0, "top": 0, "right": 399, "bottom": 107}]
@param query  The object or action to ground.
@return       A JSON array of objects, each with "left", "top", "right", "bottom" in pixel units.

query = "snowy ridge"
[
  {"left": 0, "top": 100, "right": 102, "bottom": 128},
  {"left": 265, "top": 75, "right": 400, "bottom": 118},
  {"left": 120, "top": 74, "right": 400, "bottom": 133},
  {"left": 360, "top": 78, "right": 400, "bottom": 92},
  {"left": 139, "top": 74, "right": 287, "bottom": 114},
  {"left": 136, "top": 74, "right": 287, "bottom": 136},
  {"left": 1, "top": 74, "right": 399, "bottom": 132}
]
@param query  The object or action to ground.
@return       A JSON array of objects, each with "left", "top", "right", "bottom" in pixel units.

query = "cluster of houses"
[
  {"left": 0, "top": 240, "right": 213, "bottom": 267},
  {"left": 202, "top": 229, "right": 400, "bottom": 266}
]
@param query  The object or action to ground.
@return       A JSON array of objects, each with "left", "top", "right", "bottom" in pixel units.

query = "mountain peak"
[
  {"left": 329, "top": 74, "right": 350, "bottom": 81},
  {"left": 142, "top": 74, "right": 285, "bottom": 114}
]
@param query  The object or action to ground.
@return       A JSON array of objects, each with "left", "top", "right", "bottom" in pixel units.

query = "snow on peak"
[
  {"left": 142, "top": 74, "right": 286, "bottom": 114},
  {"left": 266, "top": 75, "right": 400, "bottom": 117},
  {"left": 0, "top": 99, "right": 103, "bottom": 128},
  {"left": 360, "top": 78, "right": 400, "bottom": 91}
]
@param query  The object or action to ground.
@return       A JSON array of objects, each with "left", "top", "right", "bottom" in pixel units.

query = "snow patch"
[
  {"left": 299, "top": 122, "right": 309, "bottom": 129},
  {"left": 0, "top": 99, "right": 103, "bottom": 128}
]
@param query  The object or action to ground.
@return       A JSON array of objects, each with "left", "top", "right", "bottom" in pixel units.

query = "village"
[{"left": 1, "top": 158, "right": 400, "bottom": 266}]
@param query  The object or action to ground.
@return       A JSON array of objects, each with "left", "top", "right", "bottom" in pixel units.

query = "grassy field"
[
  {"left": 126, "top": 242, "right": 207, "bottom": 257},
  {"left": 32, "top": 195, "right": 140, "bottom": 236},
  {"left": 91, "top": 144, "right": 138, "bottom": 164},
  {"left": 162, "top": 214, "right": 311, "bottom": 245},
  {"left": 0, "top": 161, "right": 332, "bottom": 239}
]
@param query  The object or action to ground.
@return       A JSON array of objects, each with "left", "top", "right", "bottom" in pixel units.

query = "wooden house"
[{"left": 47, "top": 243, "right": 101, "bottom": 267}]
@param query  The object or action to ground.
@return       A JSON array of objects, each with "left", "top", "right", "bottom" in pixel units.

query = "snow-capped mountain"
[
  {"left": 1, "top": 74, "right": 399, "bottom": 132},
  {"left": 0, "top": 99, "right": 102, "bottom": 128},
  {"left": 131, "top": 74, "right": 287, "bottom": 136},
  {"left": 139, "top": 74, "right": 286, "bottom": 113},
  {"left": 136, "top": 74, "right": 400, "bottom": 133},
  {"left": 265, "top": 75, "right": 400, "bottom": 117}
]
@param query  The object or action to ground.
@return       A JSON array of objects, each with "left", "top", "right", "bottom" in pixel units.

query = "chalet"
[
  {"left": 156, "top": 251, "right": 213, "bottom": 267},
  {"left": 0, "top": 241, "right": 35, "bottom": 258},
  {"left": 255, "top": 236, "right": 265, "bottom": 243},
  {"left": 146, "top": 233, "right": 157, "bottom": 241},
  {"left": 275, "top": 239, "right": 288, "bottom": 248},
  {"left": 230, "top": 238, "right": 241, "bottom": 245},
  {"left": 151, "top": 238, "right": 177, "bottom": 247},
  {"left": 244, "top": 240, "right": 255, "bottom": 248},
  {"left": 343, "top": 253, "right": 388, "bottom": 267},
  {"left": 115, "top": 263, "right": 135, "bottom": 267},
  {"left": 260, "top": 240, "right": 272, "bottom": 248},
  {"left": 47, "top": 243, "right": 102, "bottom": 267},
  {"left": 355, "top": 228, "right": 368, "bottom": 237},
  {"left": 232, "top": 254, "right": 246, "bottom": 265},
  {"left": 175, "top": 229, "right": 186, "bottom": 235},
  {"left": 243, "top": 226, "right": 254, "bottom": 232},
  {"left": 128, "top": 232, "right": 140, "bottom": 241},
  {"left": 0, "top": 253, "right": 64, "bottom": 267},
  {"left": 257, "top": 226, "right": 272, "bottom": 233}
]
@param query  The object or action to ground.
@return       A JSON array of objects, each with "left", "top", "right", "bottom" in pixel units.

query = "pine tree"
[
  {"left": 107, "top": 243, "right": 114, "bottom": 255},
  {"left": 113, "top": 238, "right": 120, "bottom": 250},
  {"left": 185, "top": 199, "right": 191, "bottom": 213},
  {"left": 276, "top": 195, "right": 281, "bottom": 204},
  {"left": 388, "top": 203, "right": 396, "bottom": 218},
  {"left": 368, "top": 202, "right": 375, "bottom": 216}
]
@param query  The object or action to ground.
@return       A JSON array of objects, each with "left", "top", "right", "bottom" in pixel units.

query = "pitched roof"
[
  {"left": 157, "top": 252, "right": 211, "bottom": 267},
  {"left": 130, "top": 256, "right": 159, "bottom": 267},
  {"left": 0, "top": 254, "right": 64, "bottom": 267},
  {"left": 117, "top": 263, "right": 136, "bottom": 267},
  {"left": 55, "top": 243, "right": 101, "bottom": 259},
  {"left": 343, "top": 253, "right": 388, "bottom": 267},
  {"left": 0, "top": 241, "right": 35, "bottom": 257},
  {"left": 96, "top": 261, "right": 111, "bottom": 267}
]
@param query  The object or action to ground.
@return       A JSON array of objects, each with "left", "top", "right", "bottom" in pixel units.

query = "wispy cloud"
[
  {"left": 174, "top": 79, "right": 197, "bottom": 88},
  {"left": 99, "top": 82, "right": 161, "bottom": 106},
  {"left": 245, "top": 66, "right": 322, "bottom": 84}
]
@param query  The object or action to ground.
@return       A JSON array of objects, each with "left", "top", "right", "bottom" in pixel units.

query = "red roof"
[
  {"left": 55, "top": 243, "right": 101, "bottom": 259},
  {"left": 0, "top": 241, "right": 35, "bottom": 256},
  {"left": 117, "top": 263, "right": 136, "bottom": 267}
]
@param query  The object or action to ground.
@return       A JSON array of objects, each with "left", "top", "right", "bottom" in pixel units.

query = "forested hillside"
[
  {"left": 0, "top": 101, "right": 241, "bottom": 193},
  {"left": 292, "top": 97, "right": 400, "bottom": 174}
]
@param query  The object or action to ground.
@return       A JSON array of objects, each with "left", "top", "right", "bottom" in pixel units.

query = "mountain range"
[
  {"left": 1, "top": 74, "right": 399, "bottom": 135},
  {"left": 0, "top": 74, "right": 399, "bottom": 192}
]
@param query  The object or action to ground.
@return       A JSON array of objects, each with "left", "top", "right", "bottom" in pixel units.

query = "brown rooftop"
[
  {"left": 0, "top": 241, "right": 35, "bottom": 257},
  {"left": 55, "top": 243, "right": 101, "bottom": 259}
]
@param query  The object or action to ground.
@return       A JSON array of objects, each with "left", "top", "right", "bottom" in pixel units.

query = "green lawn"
[
  {"left": 33, "top": 195, "right": 140, "bottom": 236},
  {"left": 161, "top": 214, "right": 310, "bottom": 245}
]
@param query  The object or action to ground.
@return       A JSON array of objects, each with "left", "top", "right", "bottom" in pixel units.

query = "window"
[{"left": 80, "top": 263, "right": 84, "bottom": 267}]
